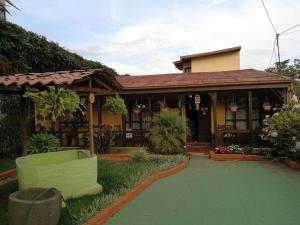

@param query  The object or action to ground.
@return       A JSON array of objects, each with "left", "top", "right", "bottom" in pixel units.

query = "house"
[{"left": 0, "top": 46, "right": 293, "bottom": 154}]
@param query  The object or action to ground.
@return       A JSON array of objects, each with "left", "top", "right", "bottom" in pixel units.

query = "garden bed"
[
  {"left": 210, "top": 150, "right": 266, "bottom": 161},
  {"left": 0, "top": 154, "right": 187, "bottom": 225},
  {"left": 286, "top": 160, "right": 300, "bottom": 170}
]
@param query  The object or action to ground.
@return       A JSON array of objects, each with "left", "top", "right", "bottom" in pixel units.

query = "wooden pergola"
[{"left": 0, "top": 69, "right": 121, "bottom": 156}]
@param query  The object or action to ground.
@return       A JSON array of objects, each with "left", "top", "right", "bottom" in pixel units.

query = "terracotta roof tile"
[
  {"left": 116, "top": 69, "right": 291, "bottom": 90},
  {"left": 0, "top": 69, "right": 120, "bottom": 88}
]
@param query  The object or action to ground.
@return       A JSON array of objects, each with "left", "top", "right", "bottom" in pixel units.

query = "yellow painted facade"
[
  {"left": 191, "top": 51, "right": 240, "bottom": 72},
  {"left": 210, "top": 97, "right": 226, "bottom": 134},
  {"left": 101, "top": 109, "right": 123, "bottom": 129}
]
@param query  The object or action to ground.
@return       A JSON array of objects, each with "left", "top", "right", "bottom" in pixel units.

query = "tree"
[{"left": 266, "top": 59, "right": 300, "bottom": 95}]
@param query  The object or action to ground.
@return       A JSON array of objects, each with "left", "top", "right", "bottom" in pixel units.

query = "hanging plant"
[
  {"left": 263, "top": 96, "right": 272, "bottom": 111},
  {"left": 230, "top": 97, "right": 238, "bottom": 112},
  {"left": 132, "top": 99, "right": 146, "bottom": 115},
  {"left": 104, "top": 96, "right": 128, "bottom": 115}
]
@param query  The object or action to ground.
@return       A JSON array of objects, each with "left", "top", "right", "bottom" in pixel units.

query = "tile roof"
[
  {"left": 116, "top": 69, "right": 291, "bottom": 90},
  {"left": 0, "top": 69, "right": 120, "bottom": 88}
]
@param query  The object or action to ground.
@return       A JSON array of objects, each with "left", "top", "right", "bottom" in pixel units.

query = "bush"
[
  {"left": 261, "top": 96, "right": 300, "bottom": 156},
  {"left": 0, "top": 95, "right": 21, "bottom": 158},
  {"left": 28, "top": 132, "right": 60, "bottom": 154},
  {"left": 94, "top": 125, "right": 114, "bottom": 154},
  {"left": 129, "top": 148, "right": 149, "bottom": 162},
  {"left": 104, "top": 96, "right": 127, "bottom": 115},
  {"left": 149, "top": 110, "right": 185, "bottom": 154}
]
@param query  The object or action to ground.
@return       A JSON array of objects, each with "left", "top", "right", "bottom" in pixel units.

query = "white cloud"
[{"left": 71, "top": 0, "right": 300, "bottom": 74}]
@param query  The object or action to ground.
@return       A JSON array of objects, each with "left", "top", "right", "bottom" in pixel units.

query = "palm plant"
[{"left": 0, "top": 0, "right": 18, "bottom": 17}]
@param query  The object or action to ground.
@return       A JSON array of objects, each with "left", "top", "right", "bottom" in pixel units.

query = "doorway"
[{"left": 186, "top": 94, "right": 211, "bottom": 143}]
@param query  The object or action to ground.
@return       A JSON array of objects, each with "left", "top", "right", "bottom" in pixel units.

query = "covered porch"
[{"left": 120, "top": 86, "right": 291, "bottom": 147}]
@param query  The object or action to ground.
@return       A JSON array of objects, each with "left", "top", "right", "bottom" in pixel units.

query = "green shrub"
[
  {"left": 28, "top": 132, "right": 60, "bottom": 154},
  {"left": 104, "top": 96, "right": 127, "bottom": 115},
  {"left": 261, "top": 97, "right": 300, "bottom": 156},
  {"left": 94, "top": 125, "right": 114, "bottom": 154},
  {"left": 129, "top": 148, "right": 149, "bottom": 162},
  {"left": 149, "top": 110, "right": 185, "bottom": 154}
]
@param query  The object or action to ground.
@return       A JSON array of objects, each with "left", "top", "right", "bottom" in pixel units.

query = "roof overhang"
[{"left": 119, "top": 81, "right": 291, "bottom": 95}]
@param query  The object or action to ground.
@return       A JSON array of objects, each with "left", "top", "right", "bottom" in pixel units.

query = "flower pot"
[
  {"left": 8, "top": 188, "right": 62, "bottom": 225},
  {"left": 133, "top": 108, "right": 141, "bottom": 115},
  {"left": 230, "top": 105, "right": 238, "bottom": 112},
  {"left": 263, "top": 104, "right": 272, "bottom": 111}
]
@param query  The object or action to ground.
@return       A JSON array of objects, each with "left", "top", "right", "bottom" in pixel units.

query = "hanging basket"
[
  {"left": 263, "top": 96, "right": 272, "bottom": 111},
  {"left": 263, "top": 103, "right": 272, "bottom": 111},
  {"left": 230, "top": 104, "right": 238, "bottom": 112},
  {"left": 132, "top": 107, "right": 141, "bottom": 115}
]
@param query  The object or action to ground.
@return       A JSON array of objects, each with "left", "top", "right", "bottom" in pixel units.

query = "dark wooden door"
[{"left": 197, "top": 95, "right": 211, "bottom": 142}]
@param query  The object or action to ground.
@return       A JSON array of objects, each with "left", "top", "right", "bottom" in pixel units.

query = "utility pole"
[{"left": 276, "top": 33, "right": 281, "bottom": 74}]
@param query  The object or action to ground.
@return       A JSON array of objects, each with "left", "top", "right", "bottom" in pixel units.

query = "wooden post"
[
  {"left": 98, "top": 96, "right": 102, "bottom": 125},
  {"left": 88, "top": 79, "right": 94, "bottom": 156},
  {"left": 148, "top": 95, "right": 152, "bottom": 118},
  {"left": 248, "top": 90, "right": 253, "bottom": 132},
  {"left": 20, "top": 87, "right": 28, "bottom": 156},
  {"left": 212, "top": 92, "right": 218, "bottom": 147}
]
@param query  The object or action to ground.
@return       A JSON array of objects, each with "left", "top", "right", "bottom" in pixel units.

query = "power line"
[
  {"left": 281, "top": 29, "right": 300, "bottom": 36},
  {"left": 269, "top": 37, "right": 277, "bottom": 66},
  {"left": 261, "top": 0, "right": 277, "bottom": 33},
  {"left": 280, "top": 24, "right": 300, "bottom": 34}
]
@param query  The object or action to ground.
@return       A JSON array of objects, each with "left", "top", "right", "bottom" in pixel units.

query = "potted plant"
[
  {"left": 104, "top": 96, "right": 128, "bottom": 115},
  {"left": 132, "top": 100, "right": 146, "bottom": 115},
  {"left": 263, "top": 97, "right": 272, "bottom": 111}
]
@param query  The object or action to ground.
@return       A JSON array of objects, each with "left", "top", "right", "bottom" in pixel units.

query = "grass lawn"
[
  {"left": 0, "top": 159, "right": 15, "bottom": 173},
  {"left": 0, "top": 155, "right": 185, "bottom": 225}
]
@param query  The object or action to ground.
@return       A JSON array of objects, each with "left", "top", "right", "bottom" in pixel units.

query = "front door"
[
  {"left": 186, "top": 94, "right": 211, "bottom": 143},
  {"left": 197, "top": 95, "right": 211, "bottom": 142}
]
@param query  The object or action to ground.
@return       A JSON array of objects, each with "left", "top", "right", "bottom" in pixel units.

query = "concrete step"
[{"left": 185, "top": 145, "right": 212, "bottom": 155}]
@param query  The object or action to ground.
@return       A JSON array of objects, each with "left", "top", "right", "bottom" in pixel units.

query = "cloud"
[{"left": 19, "top": 0, "right": 299, "bottom": 75}]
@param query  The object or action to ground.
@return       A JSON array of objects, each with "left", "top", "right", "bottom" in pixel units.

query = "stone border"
[
  {"left": 209, "top": 150, "right": 266, "bottom": 161},
  {"left": 83, "top": 157, "right": 190, "bottom": 225},
  {"left": 0, "top": 168, "right": 16, "bottom": 180},
  {"left": 286, "top": 160, "right": 300, "bottom": 170}
]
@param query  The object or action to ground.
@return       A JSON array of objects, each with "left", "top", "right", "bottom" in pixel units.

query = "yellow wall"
[
  {"left": 211, "top": 97, "right": 225, "bottom": 134},
  {"left": 101, "top": 109, "right": 123, "bottom": 128},
  {"left": 191, "top": 51, "right": 240, "bottom": 72}
]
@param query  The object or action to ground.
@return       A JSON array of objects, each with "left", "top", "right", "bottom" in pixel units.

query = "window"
[
  {"left": 252, "top": 97, "right": 262, "bottom": 130},
  {"left": 225, "top": 97, "right": 248, "bottom": 129},
  {"left": 125, "top": 100, "right": 151, "bottom": 131},
  {"left": 184, "top": 67, "right": 191, "bottom": 73}
]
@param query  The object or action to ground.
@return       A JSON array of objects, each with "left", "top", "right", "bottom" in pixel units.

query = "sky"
[{"left": 7, "top": 0, "right": 300, "bottom": 75}]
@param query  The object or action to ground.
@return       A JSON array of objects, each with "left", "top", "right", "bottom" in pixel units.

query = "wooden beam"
[
  {"left": 248, "top": 90, "right": 253, "bottom": 132},
  {"left": 93, "top": 78, "right": 113, "bottom": 91},
  {"left": 88, "top": 78, "right": 95, "bottom": 157},
  {"left": 20, "top": 88, "right": 28, "bottom": 156},
  {"left": 69, "top": 86, "right": 113, "bottom": 95}
]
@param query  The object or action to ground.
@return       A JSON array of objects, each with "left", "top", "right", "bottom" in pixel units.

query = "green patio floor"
[{"left": 104, "top": 156, "right": 300, "bottom": 225}]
